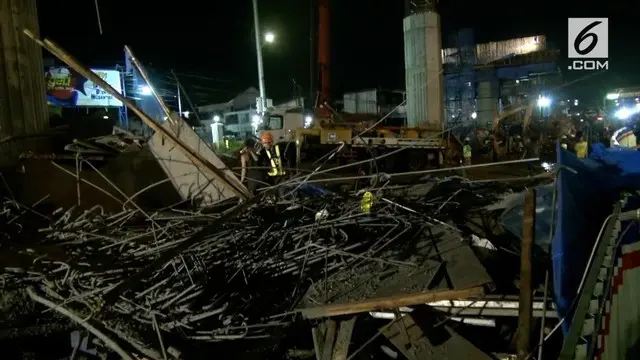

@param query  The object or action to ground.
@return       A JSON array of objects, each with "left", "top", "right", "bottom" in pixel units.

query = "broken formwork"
[
  {"left": 0, "top": 168, "right": 556, "bottom": 358},
  {"left": 0, "top": 32, "right": 561, "bottom": 359}
]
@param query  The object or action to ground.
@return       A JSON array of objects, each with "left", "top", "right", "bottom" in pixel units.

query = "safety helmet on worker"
[{"left": 261, "top": 132, "right": 274, "bottom": 145}]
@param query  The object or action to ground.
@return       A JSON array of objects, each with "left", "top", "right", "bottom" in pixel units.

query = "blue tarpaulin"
[
  {"left": 553, "top": 142, "right": 640, "bottom": 333},
  {"left": 499, "top": 142, "right": 640, "bottom": 333}
]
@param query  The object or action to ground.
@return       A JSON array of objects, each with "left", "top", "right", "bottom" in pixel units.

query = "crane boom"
[{"left": 317, "top": 0, "right": 330, "bottom": 116}]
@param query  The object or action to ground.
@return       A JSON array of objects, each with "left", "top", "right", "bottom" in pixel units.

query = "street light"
[
  {"left": 139, "top": 85, "right": 152, "bottom": 96},
  {"left": 252, "top": 0, "right": 267, "bottom": 115},
  {"left": 615, "top": 107, "right": 640, "bottom": 120},
  {"left": 264, "top": 32, "right": 275, "bottom": 44},
  {"left": 537, "top": 96, "right": 551, "bottom": 108}
]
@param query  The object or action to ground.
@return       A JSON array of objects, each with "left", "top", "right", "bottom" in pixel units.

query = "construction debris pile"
[
  {"left": 62, "top": 128, "right": 146, "bottom": 156},
  {"left": 0, "top": 176, "right": 530, "bottom": 356}
]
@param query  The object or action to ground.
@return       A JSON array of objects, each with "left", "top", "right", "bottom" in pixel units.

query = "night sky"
[{"left": 37, "top": 0, "right": 640, "bottom": 106}]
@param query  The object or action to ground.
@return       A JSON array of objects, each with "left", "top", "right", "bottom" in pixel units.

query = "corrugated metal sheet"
[
  {"left": 442, "top": 35, "right": 547, "bottom": 65},
  {"left": 343, "top": 90, "right": 378, "bottom": 115},
  {"left": 403, "top": 12, "right": 444, "bottom": 129}
]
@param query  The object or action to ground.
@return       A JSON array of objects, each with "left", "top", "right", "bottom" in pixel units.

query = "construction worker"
[
  {"left": 463, "top": 137, "right": 472, "bottom": 166},
  {"left": 515, "top": 135, "right": 524, "bottom": 156},
  {"left": 612, "top": 127, "right": 637, "bottom": 149},
  {"left": 240, "top": 138, "right": 262, "bottom": 193},
  {"left": 575, "top": 135, "right": 588, "bottom": 159},
  {"left": 259, "top": 132, "right": 287, "bottom": 186}
]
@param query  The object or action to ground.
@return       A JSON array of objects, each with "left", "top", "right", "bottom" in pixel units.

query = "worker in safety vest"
[
  {"left": 612, "top": 127, "right": 637, "bottom": 149},
  {"left": 575, "top": 135, "right": 588, "bottom": 159},
  {"left": 240, "top": 138, "right": 262, "bottom": 193},
  {"left": 463, "top": 137, "right": 472, "bottom": 166},
  {"left": 259, "top": 132, "right": 286, "bottom": 185}
]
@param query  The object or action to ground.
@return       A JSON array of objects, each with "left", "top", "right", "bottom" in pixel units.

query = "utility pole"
[
  {"left": 252, "top": 0, "right": 267, "bottom": 115},
  {"left": 177, "top": 81, "right": 183, "bottom": 115},
  {"left": 309, "top": 0, "right": 315, "bottom": 109},
  {"left": 0, "top": 0, "right": 49, "bottom": 165}
]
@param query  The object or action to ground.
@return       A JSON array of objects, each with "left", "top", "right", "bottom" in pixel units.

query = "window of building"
[
  {"left": 225, "top": 114, "right": 239, "bottom": 125},
  {"left": 266, "top": 115, "right": 283, "bottom": 130}
]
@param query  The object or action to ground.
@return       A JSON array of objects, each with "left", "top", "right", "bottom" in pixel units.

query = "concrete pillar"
[
  {"left": 210, "top": 122, "right": 224, "bottom": 148},
  {"left": 403, "top": 11, "right": 444, "bottom": 130},
  {"left": 0, "top": 0, "right": 48, "bottom": 138},
  {"left": 476, "top": 80, "right": 498, "bottom": 127},
  {"left": 0, "top": 0, "right": 49, "bottom": 165}
]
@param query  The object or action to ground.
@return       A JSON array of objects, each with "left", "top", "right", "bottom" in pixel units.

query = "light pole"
[{"left": 252, "top": 0, "right": 267, "bottom": 115}]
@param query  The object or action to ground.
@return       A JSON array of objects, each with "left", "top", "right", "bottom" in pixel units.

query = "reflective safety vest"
[
  {"left": 575, "top": 141, "right": 588, "bottom": 159},
  {"left": 360, "top": 191, "right": 375, "bottom": 213},
  {"left": 265, "top": 144, "right": 286, "bottom": 176},
  {"left": 617, "top": 131, "right": 637, "bottom": 148},
  {"left": 463, "top": 144, "right": 472, "bottom": 158}
]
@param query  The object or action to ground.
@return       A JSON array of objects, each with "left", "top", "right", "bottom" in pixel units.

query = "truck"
[{"left": 258, "top": 108, "right": 462, "bottom": 173}]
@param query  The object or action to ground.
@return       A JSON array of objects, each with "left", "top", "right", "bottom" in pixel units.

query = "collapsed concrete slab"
[{"left": 148, "top": 117, "right": 247, "bottom": 206}]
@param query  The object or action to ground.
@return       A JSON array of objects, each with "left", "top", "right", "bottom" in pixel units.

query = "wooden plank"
[
  {"left": 331, "top": 317, "right": 356, "bottom": 360},
  {"left": 320, "top": 319, "right": 337, "bottom": 360},
  {"left": 517, "top": 188, "right": 535, "bottom": 359},
  {"left": 381, "top": 312, "right": 493, "bottom": 360},
  {"left": 311, "top": 326, "right": 324, "bottom": 360},
  {"left": 298, "top": 286, "right": 484, "bottom": 319}
]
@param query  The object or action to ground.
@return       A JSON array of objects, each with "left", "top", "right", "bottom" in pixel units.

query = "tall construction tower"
[{"left": 403, "top": 0, "right": 444, "bottom": 130}]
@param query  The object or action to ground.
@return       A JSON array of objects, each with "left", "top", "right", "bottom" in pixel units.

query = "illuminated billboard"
[{"left": 45, "top": 67, "right": 123, "bottom": 107}]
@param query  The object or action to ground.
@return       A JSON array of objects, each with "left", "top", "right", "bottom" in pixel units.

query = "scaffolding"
[
  {"left": 404, "top": 0, "right": 437, "bottom": 15},
  {"left": 444, "top": 28, "right": 476, "bottom": 131}
]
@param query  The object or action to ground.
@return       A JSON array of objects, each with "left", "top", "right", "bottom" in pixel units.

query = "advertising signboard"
[{"left": 45, "top": 67, "right": 123, "bottom": 107}]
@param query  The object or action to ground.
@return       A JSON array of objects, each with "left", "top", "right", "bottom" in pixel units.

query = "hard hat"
[
  {"left": 464, "top": 137, "right": 470, "bottom": 141},
  {"left": 261, "top": 132, "right": 273, "bottom": 143}
]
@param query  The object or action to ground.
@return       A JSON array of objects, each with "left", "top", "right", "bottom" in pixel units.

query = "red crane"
[{"left": 316, "top": 0, "right": 331, "bottom": 117}]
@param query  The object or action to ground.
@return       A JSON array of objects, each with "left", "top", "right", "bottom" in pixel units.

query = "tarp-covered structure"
[
  {"left": 501, "top": 142, "right": 640, "bottom": 334},
  {"left": 552, "top": 143, "right": 622, "bottom": 333}
]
